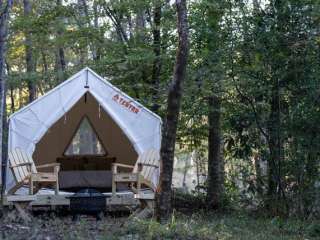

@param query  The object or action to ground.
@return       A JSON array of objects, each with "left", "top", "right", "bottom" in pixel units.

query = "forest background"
[{"left": 0, "top": 0, "right": 320, "bottom": 221}]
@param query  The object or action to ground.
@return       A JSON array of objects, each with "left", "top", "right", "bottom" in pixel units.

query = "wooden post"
[
  {"left": 137, "top": 163, "right": 143, "bottom": 195},
  {"left": 29, "top": 176, "right": 33, "bottom": 195},
  {"left": 54, "top": 165, "right": 59, "bottom": 195},
  {"left": 14, "top": 203, "right": 31, "bottom": 222},
  {"left": 55, "top": 178, "right": 59, "bottom": 195},
  {"left": 112, "top": 165, "right": 116, "bottom": 196}
]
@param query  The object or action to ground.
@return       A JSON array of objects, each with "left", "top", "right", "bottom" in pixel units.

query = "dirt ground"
[{"left": 0, "top": 209, "right": 132, "bottom": 240}]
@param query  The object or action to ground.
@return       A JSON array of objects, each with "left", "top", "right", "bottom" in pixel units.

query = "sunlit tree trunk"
[{"left": 156, "top": 0, "right": 189, "bottom": 223}]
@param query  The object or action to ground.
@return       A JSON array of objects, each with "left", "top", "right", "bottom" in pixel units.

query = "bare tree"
[
  {"left": 156, "top": 0, "right": 189, "bottom": 222},
  {"left": 0, "top": 0, "right": 13, "bottom": 198}
]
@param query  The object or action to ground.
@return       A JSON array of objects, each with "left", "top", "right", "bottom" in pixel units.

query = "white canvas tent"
[{"left": 2, "top": 67, "right": 162, "bottom": 192}]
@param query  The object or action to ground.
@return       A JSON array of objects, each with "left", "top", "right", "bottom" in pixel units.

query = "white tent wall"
[
  {"left": 4, "top": 68, "right": 162, "bottom": 191},
  {"left": 87, "top": 70, "right": 161, "bottom": 153}
]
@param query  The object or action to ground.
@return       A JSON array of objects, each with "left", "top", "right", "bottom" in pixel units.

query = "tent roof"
[
  {"left": 8, "top": 67, "right": 162, "bottom": 155},
  {"left": 9, "top": 67, "right": 161, "bottom": 122}
]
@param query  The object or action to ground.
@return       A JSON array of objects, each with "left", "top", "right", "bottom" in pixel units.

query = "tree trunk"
[
  {"left": 103, "top": 4, "right": 128, "bottom": 45},
  {"left": 58, "top": 47, "right": 66, "bottom": 72},
  {"left": 10, "top": 87, "right": 14, "bottom": 113},
  {"left": 135, "top": 7, "right": 145, "bottom": 43},
  {"left": 267, "top": 82, "right": 281, "bottom": 197},
  {"left": 127, "top": 12, "right": 133, "bottom": 39},
  {"left": 156, "top": 0, "right": 189, "bottom": 223},
  {"left": 266, "top": 78, "right": 288, "bottom": 215},
  {"left": 5, "top": 62, "right": 14, "bottom": 114},
  {"left": 56, "top": 46, "right": 66, "bottom": 82},
  {"left": 24, "top": 0, "right": 36, "bottom": 102},
  {"left": 253, "top": 150, "right": 264, "bottom": 196},
  {"left": 56, "top": 0, "right": 66, "bottom": 82},
  {"left": 0, "top": 0, "right": 13, "bottom": 198},
  {"left": 77, "top": 0, "right": 89, "bottom": 66},
  {"left": 135, "top": 4, "right": 148, "bottom": 94},
  {"left": 92, "top": 0, "right": 102, "bottom": 61},
  {"left": 41, "top": 50, "right": 48, "bottom": 75},
  {"left": 207, "top": 95, "right": 224, "bottom": 209},
  {"left": 150, "top": 1, "right": 162, "bottom": 113}
]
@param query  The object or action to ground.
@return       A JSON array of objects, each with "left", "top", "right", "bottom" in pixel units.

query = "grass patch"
[
  {"left": 125, "top": 211, "right": 319, "bottom": 240},
  {"left": 0, "top": 209, "right": 319, "bottom": 239}
]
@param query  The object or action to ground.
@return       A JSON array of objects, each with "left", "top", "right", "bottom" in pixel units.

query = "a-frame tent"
[{"left": 2, "top": 67, "right": 162, "bottom": 192}]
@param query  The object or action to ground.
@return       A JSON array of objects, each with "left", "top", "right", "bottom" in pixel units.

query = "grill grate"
[{"left": 68, "top": 188, "right": 107, "bottom": 219}]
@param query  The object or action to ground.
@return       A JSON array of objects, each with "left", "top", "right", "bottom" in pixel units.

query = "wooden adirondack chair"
[
  {"left": 8, "top": 148, "right": 60, "bottom": 195},
  {"left": 112, "top": 149, "right": 160, "bottom": 196}
]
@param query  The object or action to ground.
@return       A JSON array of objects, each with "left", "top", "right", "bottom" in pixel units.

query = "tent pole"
[{"left": 84, "top": 68, "right": 89, "bottom": 89}]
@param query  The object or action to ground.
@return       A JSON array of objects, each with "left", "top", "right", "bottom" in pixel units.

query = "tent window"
[{"left": 65, "top": 117, "right": 106, "bottom": 156}]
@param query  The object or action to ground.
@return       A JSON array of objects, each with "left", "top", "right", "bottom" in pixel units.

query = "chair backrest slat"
[
  {"left": 142, "top": 150, "right": 153, "bottom": 180},
  {"left": 8, "top": 151, "right": 24, "bottom": 183},
  {"left": 8, "top": 148, "right": 36, "bottom": 183},
  {"left": 15, "top": 148, "right": 30, "bottom": 178},
  {"left": 19, "top": 148, "right": 37, "bottom": 173},
  {"left": 146, "top": 150, "right": 159, "bottom": 181},
  {"left": 134, "top": 149, "right": 160, "bottom": 187}
]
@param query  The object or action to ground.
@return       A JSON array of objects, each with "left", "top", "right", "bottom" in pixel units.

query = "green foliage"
[
  {"left": 2, "top": 210, "right": 318, "bottom": 239},
  {"left": 125, "top": 212, "right": 319, "bottom": 240}
]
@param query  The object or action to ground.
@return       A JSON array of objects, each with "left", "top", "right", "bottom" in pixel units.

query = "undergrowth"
[
  {"left": 123, "top": 211, "right": 320, "bottom": 240},
  {"left": 0, "top": 205, "right": 319, "bottom": 239}
]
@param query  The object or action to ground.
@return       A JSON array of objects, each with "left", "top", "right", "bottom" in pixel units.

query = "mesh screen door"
[{"left": 65, "top": 117, "right": 106, "bottom": 156}]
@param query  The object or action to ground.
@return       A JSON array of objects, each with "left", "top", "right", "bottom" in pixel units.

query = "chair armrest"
[
  {"left": 36, "top": 163, "right": 60, "bottom": 169},
  {"left": 112, "top": 163, "right": 134, "bottom": 174},
  {"left": 112, "top": 163, "right": 134, "bottom": 169},
  {"left": 10, "top": 162, "right": 32, "bottom": 168},
  {"left": 139, "top": 163, "right": 159, "bottom": 168},
  {"left": 136, "top": 162, "right": 159, "bottom": 172}
]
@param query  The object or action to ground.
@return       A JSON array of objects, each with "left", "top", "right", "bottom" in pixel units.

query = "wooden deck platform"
[{"left": 2, "top": 191, "right": 155, "bottom": 211}]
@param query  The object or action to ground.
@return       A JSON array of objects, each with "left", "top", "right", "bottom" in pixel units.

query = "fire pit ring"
[{"left": 68, "top": 188, "right": 107, "bottom": 220}]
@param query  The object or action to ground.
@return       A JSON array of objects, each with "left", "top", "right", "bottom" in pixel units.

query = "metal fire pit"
[{"left": 68, "top": 188, "right": 107, "bottom": 220}]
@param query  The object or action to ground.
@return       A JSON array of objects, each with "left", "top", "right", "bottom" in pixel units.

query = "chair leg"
[
  {"left": 137, "top": 174, "right": 141, "bottom": 195},
  {"left": 112, "top": 177, "right": 116, "bottom": 197},
  {"left": 29, "top": 178, "right": 33, "bottom": 195},
  {"left": 8, "top": 182, "right": 24, "bottom": 195},
  {"left": 54, "top": 169, "right": 59, "bottom": 195},
  {"left": 55, "top": 181, "right": 59, "bottom": 195}
]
